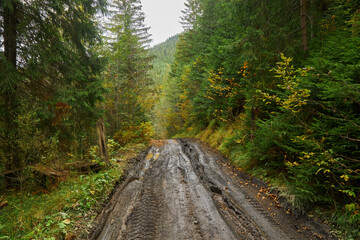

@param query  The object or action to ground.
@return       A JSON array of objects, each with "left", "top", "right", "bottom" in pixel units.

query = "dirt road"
[{"left": 89, "top": 139, "right": 335, "bottom": 240}]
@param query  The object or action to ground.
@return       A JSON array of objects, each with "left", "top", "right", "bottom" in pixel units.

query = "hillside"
[
  {"left": 149, "top": 35, "right": 180, "bottom": 138},
  {"left": 149, "top": 34, "right": 180, "bottom": 81}
]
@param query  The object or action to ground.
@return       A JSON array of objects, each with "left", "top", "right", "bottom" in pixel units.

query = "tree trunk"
[
  {"left": 96, "top": 119, "right": 109, "bottom": 166},
  {"left": 300, "top": 0, "right": 308, "bottom": 52},
  {"left": 4, "top": 1, "right": 17, "bottom": 67},
  {"left": 3, "top": 0, "right": 19, "bottom": 188}
]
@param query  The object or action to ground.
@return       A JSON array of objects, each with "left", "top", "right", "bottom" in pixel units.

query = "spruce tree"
[{"left": 103, "top": 0, "right": 152, "bottom": 136}]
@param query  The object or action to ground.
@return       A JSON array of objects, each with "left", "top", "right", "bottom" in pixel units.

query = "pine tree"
[
  {"left": 103, "top": 0, "right": 152, "bottom": 137},
  {"left": 180, "top": 0, "right": 201, "bottom": 30}
]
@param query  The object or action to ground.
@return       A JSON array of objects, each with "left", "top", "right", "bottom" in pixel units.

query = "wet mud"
[{"left": 89, "top": 139, "right": 336, "bottom": 240}]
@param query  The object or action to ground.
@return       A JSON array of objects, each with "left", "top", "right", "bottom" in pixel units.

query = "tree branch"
[
  {"left": 313, "top": 100, "right": 360, "bottom": 129},
  {"left": 335, "top": 154, "right": 360, "bottom": 163},
  {"left": 339, "top": 135, "right": 360, "bottom": 142}
]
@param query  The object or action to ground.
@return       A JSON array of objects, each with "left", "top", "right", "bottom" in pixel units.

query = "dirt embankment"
[{"left": 89, "top": 139, "right": 336, "bottom": 240}]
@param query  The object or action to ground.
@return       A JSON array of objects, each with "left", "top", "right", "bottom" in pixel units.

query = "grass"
[{"left": 0, "top": 142, "right": 146, "bottom": 240}]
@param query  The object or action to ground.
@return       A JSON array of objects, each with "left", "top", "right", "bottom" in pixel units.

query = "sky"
[{"left": 142, "top": 0, "right": 186, "bottom": 46}]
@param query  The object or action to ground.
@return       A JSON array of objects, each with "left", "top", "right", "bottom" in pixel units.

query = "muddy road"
[{"left": 90, "top": 139, "right": 335, "bottom": 240}]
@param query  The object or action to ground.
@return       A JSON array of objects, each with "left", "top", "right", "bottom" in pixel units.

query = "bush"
[
  {"left": 113, "top": 122, "right": 154, "bottom": 146},
  {"left": 0, "top": 110, "right": 63, "bottom": 190}
]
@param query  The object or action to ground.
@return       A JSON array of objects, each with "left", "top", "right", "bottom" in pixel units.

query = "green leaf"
[
  {"left": 315, "top": 168, "right": 323, "bottom": 175},
  {"left": 58, "top": 222, "right": 66, "bottom": 229},
  {"left": 345, "top": 203, "right": 356, "bottom": 212},
  {"left": 339, "top": 189, "right": 356, "bottom": 198}
]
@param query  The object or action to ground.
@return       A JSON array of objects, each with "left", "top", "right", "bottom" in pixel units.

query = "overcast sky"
[{"left": 142, "top": 0, "right": 185, "bottom": 46}]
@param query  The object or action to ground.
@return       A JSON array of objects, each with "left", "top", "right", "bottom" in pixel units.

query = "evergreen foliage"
[
  {"left": 165, "top": 0, "right": 360, "bottom": 237},
  {"left": 0, "top": 0, "right": 153, "bottom": 190},
  {"left": 0, "top": 0, "right": 107, "bottom": 188},
  {"left": 99, "top": 0, "right": 154, "bottom": 144},
  {"left": 0, "top": 0, "right": 154, "bottom": 190},
  {"left": 148, "top": 35, "right": 180, "bottom": 138}
]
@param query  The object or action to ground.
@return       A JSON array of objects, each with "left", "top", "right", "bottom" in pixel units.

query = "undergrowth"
[{"left": 0, "top": 143, "right": 146, "bottom": 240}]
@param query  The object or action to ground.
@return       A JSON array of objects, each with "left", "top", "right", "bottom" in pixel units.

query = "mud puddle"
[{"left": 89, "top": 139, "right": 335, "bottom": 240}]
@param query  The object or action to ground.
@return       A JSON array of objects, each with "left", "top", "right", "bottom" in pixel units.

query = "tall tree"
[
  {"left": 103, "top": 0, "right": 152, "bottom": 138},
  {"left": 0, "top": 0, "right": 107, "bottom": 187},
  {"left": 301, "top": 0, "right": 308, "bottom": 52},
  {"left": 1, "top": 0, "right": 19, "bottom": 186}
]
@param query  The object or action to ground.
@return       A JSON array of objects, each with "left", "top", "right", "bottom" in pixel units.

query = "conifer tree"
[
  {"left": 180, "top": 0, "right": 201, "bottom": 30},
  {"left": 103, "top": 0, "right": 152, "bottom": 137}
]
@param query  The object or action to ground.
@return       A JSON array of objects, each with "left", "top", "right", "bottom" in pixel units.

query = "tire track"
[
  {"left": 124, "top": 185, "right": 160, "bottom": 240},
  {"left": 180, "top": 140, "right": 284, "bottom": 240},
  {"left": 90, "top": 139, "right": 335, "bottom": 240}
]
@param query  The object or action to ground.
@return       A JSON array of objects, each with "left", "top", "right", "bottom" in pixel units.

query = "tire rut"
[
  {"left": 180, "top": 140, "right": 284, "bottom": 240},
  {"left": 124, "top": 185, "right": 160, "bottom": 240}
]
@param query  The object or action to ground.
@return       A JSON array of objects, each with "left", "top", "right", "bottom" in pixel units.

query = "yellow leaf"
[
  {"left": 340, "top": 175, "right": 349, "bottom": 182},
  {"left": 63, "top": 219, "right": 71, "bottom": 225}
]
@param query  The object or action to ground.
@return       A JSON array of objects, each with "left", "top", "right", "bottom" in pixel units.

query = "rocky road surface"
[{"left": 89, "top": 139, "right": 335, "bottom": 240}]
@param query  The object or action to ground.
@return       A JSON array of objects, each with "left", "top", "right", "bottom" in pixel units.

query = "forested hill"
[
  {"left": 149, "top": 35, "right": 180, "bottom": 138},
  {"left": 160, "top": 0, "right": 360, "bottom": 238},
  {"left": 150, "top": 35, "right": 179, "bottom": 68},
  {"left": 149, "top": 34, "right": 179, "bottom": 84}
]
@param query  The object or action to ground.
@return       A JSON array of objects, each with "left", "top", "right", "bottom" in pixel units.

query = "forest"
[
  {"left": 155, "top": 0, "right": 360, "bottom": 238},
  {"left": 1, "top": 0, "right": 360, "bottom": 239}
]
